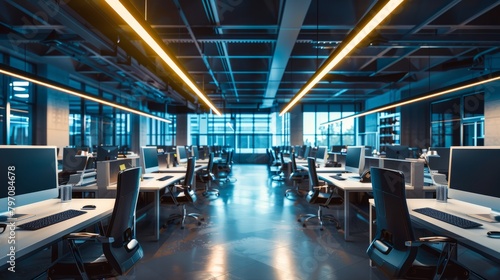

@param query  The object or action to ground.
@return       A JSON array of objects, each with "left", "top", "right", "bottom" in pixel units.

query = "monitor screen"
[
  {"left": 427, "top": 147, "right": 450, "bottom": 174},
  {"left": 315, "top": 146, "right": 328, "bottom": 164},
  {"left": 176, "top": 146, "right": 188, "bottom": 164},
  {"left": 331, "top": 145, "right": 344, "bottom": 153},
  {"left": 302, "top": 146, "right": 311, "bottom": 159},
  {"left": 0, "top": 145, "right": 59, "bottom": 214},
  {"left": 192, "top": 146, "right": 199, "bottom": 159},
  {"left": 96, "top": 146, "right": 118, "bottom": 161},
  {"left": 63, "top": 147, "right": 92, "bottom": 171},
  {"left": 448, "top": 146, "right": 500, "bottom": 214},
  {"left": 141, "top": 146, "right": 159, "bottom": 174},
  {"left": 345, "top": 146, "right": 365, "bottom": 176},
  {"left": 384, "top": 145, "right": 409, "bottom": 159}
]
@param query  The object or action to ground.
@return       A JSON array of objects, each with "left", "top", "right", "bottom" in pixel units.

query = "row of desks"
[{"left": 0, "top": 162, "right": 208, "bottom": 269}]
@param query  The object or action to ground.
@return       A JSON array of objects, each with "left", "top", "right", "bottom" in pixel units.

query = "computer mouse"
[
  {"left": 82, "top": 205, "right": 96, "bottom": 210},
  {"left": 487, "top": 231, "right": 500, "bottom": 238}
]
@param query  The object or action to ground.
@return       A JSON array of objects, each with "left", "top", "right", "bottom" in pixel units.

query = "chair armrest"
[
  {"left": 66, "top": 232, "right": 114, "bottom": 243},
  {"left": 405, "top": 236, "right": 456, "bottom": 247}
]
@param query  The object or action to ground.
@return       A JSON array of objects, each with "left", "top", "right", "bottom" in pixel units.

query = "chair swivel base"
[
  {"left": 271, "top": 172, "right": 285, "bottom": 181},
  {"left": 298, "top": 208, "right": 341, "bottom": 231},
  {"left": 163, "top": 205, "right": 204, "bottom": 229},
  {"left": 203, "top": 188, "right": 219, "bottom": 197}
]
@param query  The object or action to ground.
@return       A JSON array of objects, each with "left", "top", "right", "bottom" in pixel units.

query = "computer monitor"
[
  {"left": 0, "top": 145, "right": 59, "bottom": 215},
  {"left": 303, "top": 146, "right": 311, "bottom": 159},
  {"left": 448, "top": 146, "right": 500, "bottom": 216},
  {"left": 63, "top": 147, "right": 93, "bottom": 172},
  {"left": 96, "top": 145, "right": 118, "bottom": 161},
  {"left": 427, "top": 147, "right": 450, "bottom": 174},
  {"left": 315, "top": 146, "right": 328, "bottom": 165},
  {"left": 141, "top": 146, "right": 160, "bottom": 174},
  {"left": 176, "top": 145, "right": 188, "bottom": 164},
  {"left": 293, "top": 145, "right": 300, "bottom": 157},
  {"left": 330, "top": 145, "right": 344, "bottom": 153},
  {"left": 192, "top": 145, "right": 199, "bottom": 159},
  {"left": 344, "top": 146, "right": 365, "bottom": 176},
  {"left": 384, "top": 145, "right": 409, "bottom": 160}
]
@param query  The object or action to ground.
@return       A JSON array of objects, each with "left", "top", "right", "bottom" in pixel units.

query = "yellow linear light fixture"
[
  {"left": 280, "top": 0, "right": 404, "bottom": 116},
  {"left": 104, "top": 0, "right": 222, "bottom": 116},
  {"left": 320, "top": 73, "right": 500, "bottom": 126},
  {"left": 0, "top": 66, "right": 171, "bottom": 123}
]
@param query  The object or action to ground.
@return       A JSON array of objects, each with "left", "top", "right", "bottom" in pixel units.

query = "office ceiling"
[{"left": 1, "top": 0, "right": 500, "bottom": 114}]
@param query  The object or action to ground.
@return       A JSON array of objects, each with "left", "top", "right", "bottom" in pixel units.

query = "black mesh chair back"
[
  {"left": 307, "top": 157, "right": 321, "bottom": 189},
  {"left": 104, "top": 167, "right": 143, "bottom": 274},
  {"left": 367, "top": 167, "right": 469, "bottom": 279},
  {"left": 48, "top": 167, "right": 143, "bottom": 279},
  {"left": 184, "top": 156, "right": 196, "bottom": 188}
]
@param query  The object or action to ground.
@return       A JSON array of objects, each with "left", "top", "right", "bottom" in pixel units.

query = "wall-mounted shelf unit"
[{"left": 378, "top": 110, "right": 400, "bottom": 149}]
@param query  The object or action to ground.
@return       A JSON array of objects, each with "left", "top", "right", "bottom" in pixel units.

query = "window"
[
  {"left": 430, "top": 92, "right": 484, "bottom": 147},
  {"left": 8, "top": 78, "right": 32, "bottom": 145},
  {"left": 303, "top": 104, "right": 359, "bottom": 147},
  {"left": 146, "top": 113, "right": 175, "bottom": 146},
  {"left": 188, "top": 112, "right": 287, "bottom": 153}
]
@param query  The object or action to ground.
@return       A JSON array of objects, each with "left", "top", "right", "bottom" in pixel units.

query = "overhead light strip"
[
  {"left": 0, "top": 66, "right": 171, "bottom": 123},
  {"left": 320, "top": 74, "right": 500, "bottom": 126},
  {"left": 280, "top": 0, "right": 404, "bottom": 116},
  {"left": 105, "top": 0, "right": 222, "bottom": 116}
]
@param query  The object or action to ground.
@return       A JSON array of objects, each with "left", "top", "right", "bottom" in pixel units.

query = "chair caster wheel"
[
  {"left": 200, "top": 217, "right": 205, "bottom": 221},
  {"left": 197, "top": 222, "right": 202, "bottom": 225},
  {"left": 181, "top": 226, "right": 185, "bottom": 229},
  {"left": 297, "top": 219, "right": 301, "bottom": 222},
  {"left": 302, "top": 224, "right": 306, "bottom": 228},
  {"left": 320, "top": 228, "right": 324, "bottom": 231}
]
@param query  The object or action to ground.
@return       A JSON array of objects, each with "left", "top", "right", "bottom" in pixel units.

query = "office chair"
[
  {"left": 48, "top": 167, "right": 143, "bottom": 279},
  {"left": 161, "top": 157, "right": 203, "bottom": 229},
  {"left": 367, "top": 167, "right": 469, "bottom": 279},
  {"left": 217, "top": 149, "right": 234, "bottom": 184},
  {"left": 298, "top": 157, "right": 343, "bottom": 230},
  {"left": 271, "top": 152, "right": 287, "bottom": 182},
  {"left": 196, "top": 152, "right": 218, "bottom": 197},
  {"left": 285, "top": 153, "right": 309, "bottom": 198}
]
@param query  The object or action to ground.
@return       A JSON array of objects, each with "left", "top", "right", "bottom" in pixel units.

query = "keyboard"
[
  {"left": 413, "top": 207, "right": 482, "bottom": 229},
  {"left": 157, "top": 175, "right": 174, "bottom": 181},
  {"left": 17, "top": 209, "right": 87, "bottom": 230},
  {"left": 330, "top": 175, "right": 346, "bottom": 181}
]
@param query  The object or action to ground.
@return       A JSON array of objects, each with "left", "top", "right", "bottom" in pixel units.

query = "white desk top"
[
  {"left": 0, "top": 198, "right": 114, "bottom": 267},
  {"left": 369, "top": 198, "right": 500, "bottom": 263},
  {"left": 297, "top": 164, "right": 345, "bottom": 173},
  {"left": 139, "top": 172, "right": 186, "bottom": 191},
  {"left": 407, "top": 198, "right": 500, "bottom": 262},
  {"left": 158, "top": 164, "right": 207, "bottom": 173}
]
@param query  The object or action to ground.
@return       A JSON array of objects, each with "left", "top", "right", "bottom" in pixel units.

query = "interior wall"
[
  {"left": 484, "top": 80, "right": 500, "bottom": 145},
  {"left": 290, "top": 105, "right": 303, "bottom": 145},
  {"left": 35, "top": 65, "right": 69, "bottom": 155}
]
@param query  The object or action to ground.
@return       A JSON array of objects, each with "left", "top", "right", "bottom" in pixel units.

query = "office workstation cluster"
[
  {"left": 0, "top": 143, "right": 236, "bottom": 277},
  {"left": 2, "top": 0, "right": 500, "bottom": 278}
]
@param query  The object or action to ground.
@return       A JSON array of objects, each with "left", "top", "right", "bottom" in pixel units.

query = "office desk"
[
  {"left": 319, "top": 173, "right": 373, "bottom": 241},
  {"left": 0, "top": 198, "right": 114, "bottom": 268},
  {"left": 297, "top": 164, "right": 345, "bottom": 173},
  {"left": 369, "top": 198, "right": 500, "bottom": 265},
  {"left": 319, "top": 173, "right": 434, "bottom": 241},
  {"left": 159, "top": 164, "right": 206, "bottom": 173},
  {"left": 135, "top": 173, "right": 185, "bottom": 240}
]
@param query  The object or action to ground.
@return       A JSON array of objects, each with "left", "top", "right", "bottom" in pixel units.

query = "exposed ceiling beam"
[{"left": 261, "top": 0, "right": 312, "bottom": 108}]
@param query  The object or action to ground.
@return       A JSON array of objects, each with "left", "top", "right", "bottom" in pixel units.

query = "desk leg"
[
  {"left": 369, "top": 203, "right": 374, "bottom": 267},
  {"left": 344, "top": 190, "right": 351, "bottom": 241},
  {"left": 154, "top": 190, "right": 160, "bottom": 241}
]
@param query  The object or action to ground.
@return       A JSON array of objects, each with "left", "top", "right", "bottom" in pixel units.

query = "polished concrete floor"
[{"left": 128, "top": 164, "right": 386, "bottom": 279}]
